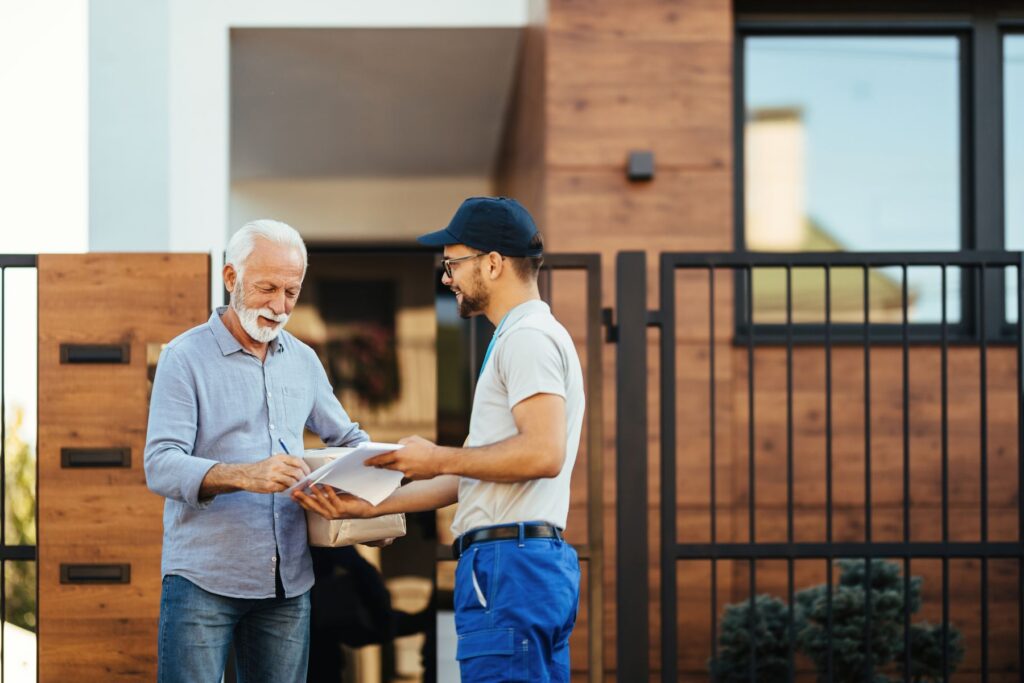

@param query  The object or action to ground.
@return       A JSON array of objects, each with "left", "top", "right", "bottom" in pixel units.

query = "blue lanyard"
[{"left": 479, "top": 311, "right": 512, "bottom": 379}]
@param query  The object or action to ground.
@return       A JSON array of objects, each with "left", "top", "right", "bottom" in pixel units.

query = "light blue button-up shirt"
[{"left": 144, "top": 307, "right": 368, "bottom": 599}]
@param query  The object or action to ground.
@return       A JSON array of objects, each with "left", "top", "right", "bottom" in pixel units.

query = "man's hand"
[
  {"left": 291, "top": 484, "right": 377, "bottom": 519},
  {"left": 365, "top": 435, "right": 445, "bottom": 481},
  {"left": 238, "top": 454, "right": 311, "bottom": 493},
  {"left": 200, "top": 453, "right": 312, "bottom": 497}
]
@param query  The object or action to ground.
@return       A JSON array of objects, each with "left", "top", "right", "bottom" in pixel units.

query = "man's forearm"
[
  {"left": 198, "top": 463, "right": 248, "bottom": 497},
  {"left": 373, "top": 475, "right": 459, "bottom": 515}
]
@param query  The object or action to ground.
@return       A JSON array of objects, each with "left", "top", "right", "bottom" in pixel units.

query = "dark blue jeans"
[
  {"left": 157, "top": 574, "right": 310, "bottom": 683},
  {"left": 454, "top": 531, "right": 580, "bottom": 682}
]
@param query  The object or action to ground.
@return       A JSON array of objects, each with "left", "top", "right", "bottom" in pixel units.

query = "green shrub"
[{"left": 713, "top": 559, "right": 964, "bottom": 683}]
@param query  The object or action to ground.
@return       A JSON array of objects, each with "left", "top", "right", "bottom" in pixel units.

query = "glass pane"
[
  {"left": 1005, "top": 35, "right": 1024, "bottom": 322},
  {"left": 3, "top": 268, "right": 37, "bottom": 546},
  {"left": 4, "top": 561, "right": 38, "bottom": 680},
  {"left": 745, "top": 36, "right": 961, "bottom": 323}
]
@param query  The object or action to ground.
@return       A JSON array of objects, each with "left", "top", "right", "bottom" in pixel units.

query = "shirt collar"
[
  {"left": 209, "top": 306, "right": 287, "bottom": 356},
  {"left": 495, "top": 299, "right": 549, "bottom": 338}
]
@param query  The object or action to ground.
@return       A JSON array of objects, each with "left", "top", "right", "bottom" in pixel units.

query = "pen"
[{"left": 278, "top": 438, "right": 290, "bottom": 455}]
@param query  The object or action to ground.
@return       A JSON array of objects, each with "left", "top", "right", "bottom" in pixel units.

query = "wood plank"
[
  {"left": 547, "top": 0, "right": 732, "bottom": 168},
  {"left": 37, "top": 253, "right": 209, "bottom": 682}
]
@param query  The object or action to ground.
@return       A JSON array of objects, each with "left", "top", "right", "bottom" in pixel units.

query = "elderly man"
[
  {"left": 145, "top": 219, "right": 368, "bottom": 683},
  {"left": 295, "top": 197, "right": 585, "bottom": 682}
]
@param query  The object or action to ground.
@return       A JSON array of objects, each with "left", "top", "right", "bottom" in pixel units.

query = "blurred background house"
[{"left": 2, "top": 0, "right": 1024, "bottom": 681}]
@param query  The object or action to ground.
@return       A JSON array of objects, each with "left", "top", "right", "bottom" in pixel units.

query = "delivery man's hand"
[{"left": 364, "top": 435, "right": 442, "bottom": 481}]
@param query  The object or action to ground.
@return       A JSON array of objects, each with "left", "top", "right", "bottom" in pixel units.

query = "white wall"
[
  {"left": 230, "top": 177, "right": 492, "bottom": 244},
  {"left": 0, "top": 1, "right": 88, "bottom": 254},
  {"left": 89, "top": 0, "right": 170, "bottom": 251}
]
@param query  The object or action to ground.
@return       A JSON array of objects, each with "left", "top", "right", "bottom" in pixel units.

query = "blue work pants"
[{"left": 454, "top": 531, "right": 580, "bottom": 682}]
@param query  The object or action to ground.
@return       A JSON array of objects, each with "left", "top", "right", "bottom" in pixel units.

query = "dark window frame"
[{"left": 734, "top": 6, "right": 1024, "bottom": 344}]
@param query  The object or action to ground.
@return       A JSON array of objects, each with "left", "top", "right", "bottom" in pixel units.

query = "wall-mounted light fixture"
[{"left": 627, "top": 150, "right": 654, "bottom": 181}]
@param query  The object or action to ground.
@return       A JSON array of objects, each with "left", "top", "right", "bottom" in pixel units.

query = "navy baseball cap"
[{"left": 417, "top": 196, "right": 542, "bottom": 257}]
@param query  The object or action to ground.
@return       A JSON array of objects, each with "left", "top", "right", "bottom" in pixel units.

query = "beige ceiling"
[{"left": 230, "top": 27, "right": 523, "bottom": 180}]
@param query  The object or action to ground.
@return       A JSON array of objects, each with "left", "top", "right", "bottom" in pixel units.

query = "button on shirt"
[
  {"left": 144, "top": 307, "right": 368, "bottom": 599},
  {"left": 451, "top": 300, "right": 586, "bottom": 537}
]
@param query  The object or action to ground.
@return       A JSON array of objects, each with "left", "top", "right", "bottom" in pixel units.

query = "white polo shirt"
[{"left": 451, "top": 299, "right": 586, "bottom": 537}]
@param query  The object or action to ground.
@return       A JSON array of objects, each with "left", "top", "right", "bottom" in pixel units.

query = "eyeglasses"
[{"left": 441, "top": 253, "right": 487, "bottom": 279}]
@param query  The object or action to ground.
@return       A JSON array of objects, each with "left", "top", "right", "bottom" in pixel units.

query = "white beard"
[{"left": 231, "top": 279, "right": 289, "bottom": 343}]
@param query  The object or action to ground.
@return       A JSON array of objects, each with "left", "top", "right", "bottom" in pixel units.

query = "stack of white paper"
[{"left": 286, "top": 442, "right": 405, "bottom": 505}]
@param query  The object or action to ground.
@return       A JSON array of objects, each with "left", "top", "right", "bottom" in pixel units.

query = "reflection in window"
[
  {"left": 1005, "top": 35, "right": 1023, "bottom": 322},
  {"left": 744, "top": 37, "right": 961, "bottom": 323}
]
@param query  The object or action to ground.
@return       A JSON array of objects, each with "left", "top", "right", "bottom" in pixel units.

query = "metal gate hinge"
[{"left": 603, "top": 308, "right": 662, "bottom": 343}]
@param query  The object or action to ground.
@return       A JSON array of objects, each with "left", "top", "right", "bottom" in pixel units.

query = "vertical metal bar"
[
  {"left": 824, "top": 265, "right": 834, "bottom": 680},
  {"left": 584, "top": 257, "right": 604, "bottom": 683},
  {"left": 971, "top": 14, "right": 1007, "bottom": 342},
  {"left": 786, "top": 559, "right": 795, "bottom": 683},
  {"left": 747, "top": 266, "right": 756, "bottom": 548},
  {"left": 709, "top": 267, "right": 717, "bottom": 546},
  {"left": 786, "top": 266, "right": 794, "bottom": 545},
  {"left": 659, "top": 254, "right": 677, "bottom": 683},
  {"left": 980, "top": 265, "right": 990, "bottom": 683},
  {"left": 709, "top": 266, "right": 719, "bottom": 683},
  {"left": 615, "top": 252, "right": 649, "bottom": 682},
  {"left": 746, "top": 266, "right": 757, "bottom": 680},
  {"left": 942, "top": 556, "right": 950, "bottom": 683},
  {"left": 1018, "top": 258, "right": 1024, "bottom": 681},
  {"left": 785, "top": 266, "right": 795, "bottom": 683},
  {"left": 863, "top": 265, "right": 873, "bottom": 683},
  {"left": 941, "top": 265, "right": 949, "bottom": 543},
  {"left": 941, "top": 265, "right": 950, "bottom": 683},
  {"left": 711, "top": 561, "right": 718, "bottom": 683},
  {"left": 902, "top": 264, "right": 912, "bottom": 683},
  {"left": 539, "top": 265, "right": 553, "bottom": 305}
]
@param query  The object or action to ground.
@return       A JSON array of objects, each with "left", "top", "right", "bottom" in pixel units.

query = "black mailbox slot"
[
  {"left": 60, "top": 563, "right": 131, "bottom": 585},
  {"left": 60, "top": 343, "right": 130, "bottom": 364},
  {"left": 61, "top": 448, "right": 131, "bottom": 468}
]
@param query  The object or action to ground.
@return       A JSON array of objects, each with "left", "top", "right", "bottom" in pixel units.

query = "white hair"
[{"left": 225, "top": 219, "right": 308, "bottom": 281}]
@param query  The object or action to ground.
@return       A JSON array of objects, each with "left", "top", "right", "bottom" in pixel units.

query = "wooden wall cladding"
[
  {"left": 496, "top": 4, "right": 547, "bottom": 224},
  {"left": 546, "top": 0, "right": 732, "bottom": 170},
  {"left": 504, "top": 0, "right": 1019, "bottom": 678},
  {"left": 540, "top": 0, "right": 736, "bottom": 677},
  {"left": 37, "top": 253, "right": 210, "bottom": 682}
]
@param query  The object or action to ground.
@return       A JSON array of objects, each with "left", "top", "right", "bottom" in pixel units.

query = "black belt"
[{"left": 452, "top": 522, "right": 562, "bottom": 560}]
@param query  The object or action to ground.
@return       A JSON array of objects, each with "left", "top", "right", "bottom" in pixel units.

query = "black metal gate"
[{"left": 615, "top": 250, "right": 1024, "bottom": 681}]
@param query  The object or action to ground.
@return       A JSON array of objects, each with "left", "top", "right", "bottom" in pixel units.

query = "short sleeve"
[{"left": 496, "top": 327, "right": 567, "bottom": 409}]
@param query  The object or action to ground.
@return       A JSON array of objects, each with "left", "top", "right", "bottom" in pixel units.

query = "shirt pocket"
[{"left": 281, "top": 384, "right": 312, "bottom": 429}]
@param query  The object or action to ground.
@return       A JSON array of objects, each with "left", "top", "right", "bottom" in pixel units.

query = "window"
[
  {"left": 744, "top": 36, "right": 961, "bottom": 324},
  {"left": 737, "top": 10, "right": 1024, "bottom": 338}
]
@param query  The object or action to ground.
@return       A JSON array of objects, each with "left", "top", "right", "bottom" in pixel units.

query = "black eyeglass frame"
[{"left": 442, "top": 252, "right": 493, "bottom": 279}]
